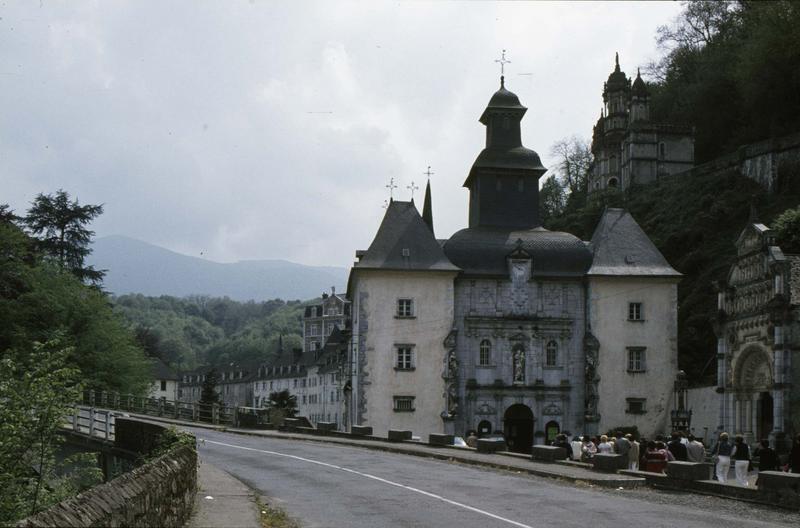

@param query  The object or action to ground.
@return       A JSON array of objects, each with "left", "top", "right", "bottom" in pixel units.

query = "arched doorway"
[
  {"left": 545, "top": 421, "right": 560, "bottom": 443},
  {"left": 477, "top": 420, "right": 493, "bottom": 437},
  {"left": 733, "top": 346, "right": 773, "bottom": 439},
  {"left": 504, "top": 404, "right": 534, "bottom": 454}
]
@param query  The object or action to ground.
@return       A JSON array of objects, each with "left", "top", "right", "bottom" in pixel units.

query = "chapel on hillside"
[
  {"left": 589, "top": 53, "right": 694, "bottom": 193},
  {"left": 346, "top": 74, "right": 682, "bottom": 451}
]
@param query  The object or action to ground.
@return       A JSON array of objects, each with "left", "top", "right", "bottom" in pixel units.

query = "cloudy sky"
[{"left": 2, "top": 1, "right": 681, "bottom": 269}]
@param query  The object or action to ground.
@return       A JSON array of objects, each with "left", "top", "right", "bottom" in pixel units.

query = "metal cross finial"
[
  {"left": 385, "top": 177, "right": 398, "bottom": 200},
  {"left": 495, "top": 49, "right": 510, "bottom": 76},
  {"left": 424, "top": 165, "right": 434, "bottom": 180},
  {"left": 407, "top": 181, "right": 419, "bottom": 199}
]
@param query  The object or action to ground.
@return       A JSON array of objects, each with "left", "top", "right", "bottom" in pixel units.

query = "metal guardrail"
[{"left": 81, "top": 390, "right": 248, "bottom": 427}]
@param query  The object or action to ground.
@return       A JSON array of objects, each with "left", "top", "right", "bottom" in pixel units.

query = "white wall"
[
  {"left": 589, "top": 277, "right": 679, "bottom": 437},
  {"left": 352, "top": 270, "right": 457, "bottom": 438},
  {"left": 686, "top": 385, "right": 719, "bottom": 445},
  {"left": 149, "top": 379, "right": 178, "bottom": 401}
]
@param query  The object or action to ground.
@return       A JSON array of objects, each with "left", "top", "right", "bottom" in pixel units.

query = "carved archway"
[{"left": 734, "top": 346, "right": 773, "bottom": 392}]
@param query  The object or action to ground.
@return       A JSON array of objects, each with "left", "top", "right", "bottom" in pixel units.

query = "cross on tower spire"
[
  {"left": 495, "top": 49, "right": 510, "bottom": 86},
  {"left": 407, "top": 181, "right": 419, "bottom": 199},
  {"left": 385, "top": 177, "right": 398, "bottom": 201},
  {"left": 424, "top": 165, "right": 434, "bottom": 180}
]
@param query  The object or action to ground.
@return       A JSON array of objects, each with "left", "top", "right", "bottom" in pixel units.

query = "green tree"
[
  {"left": 539, "top": 174, "right": 567, "bottom": 224},
  {"left": 0, "top": 337, "right": 100, "bottom": 523},
  {"left": 773, "top": 206, "right": 800, "bottom": 253},
  {"left": 267, "top": 389, "right": 298, "bottom": 418},
  {"left": 200, "top": 369, "right": 220, "bottom": 406},
  {"left": 24, "top": 190, "right": 105, "bottom": 285}
]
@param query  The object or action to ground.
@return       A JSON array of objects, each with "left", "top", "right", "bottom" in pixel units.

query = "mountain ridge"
[{"left": 88, "top": 235, "right": 347, "bottom": 301}]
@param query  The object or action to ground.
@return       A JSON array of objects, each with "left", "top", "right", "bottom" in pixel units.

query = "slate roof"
[
  {"left": 587, "top": 208, "right": 681, "bottom": 277},
  {"left": 443, "top": 226, "right": 592, "bottom": 278},
  {"left": 150, "top": 358, "right": 179, "bottom": 381},
  {"left": 353, "top": 200, "right": 459, "bottom": 272}
]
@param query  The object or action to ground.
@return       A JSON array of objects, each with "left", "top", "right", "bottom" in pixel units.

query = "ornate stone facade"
[
  {"left": 589, "top": 54, "right": 694, "bottom": 193},
  {"left": 713, "top": 220, "right": 800, "bottom": 443}
]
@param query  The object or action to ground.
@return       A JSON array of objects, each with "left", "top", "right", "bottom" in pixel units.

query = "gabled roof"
[
  {"left": 150, "top": 358, "right": 179, "bottom": 381},
  {"left": 588, "top": 208, "right": 681, "bottom": 278},
  {"left": 353, "top": 200, "right": 459, "bottom": 272}
]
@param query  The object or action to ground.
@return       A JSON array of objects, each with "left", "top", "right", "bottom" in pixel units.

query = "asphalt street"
[{"left": 189, "top": 427, "right": 798, "bottom": 528}]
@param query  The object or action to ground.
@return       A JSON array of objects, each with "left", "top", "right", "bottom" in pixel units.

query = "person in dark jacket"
[
  {"left": 732, "top": 435, "right": 751, "bottom": 487},
  {"left": 552, "top": 434, "right": 572, "bottom": 460},
  {"left": 712, "top": 432, "right": 733, "bottom": 483},
  {"left": 790, "top": 434, "right": 800, "bottom": 474},
  {"left": 755, "top": 439, "right": 779, "bottom": 472},
  {"left": 667, "top": 432, "right": 688, "bottom": 461}
]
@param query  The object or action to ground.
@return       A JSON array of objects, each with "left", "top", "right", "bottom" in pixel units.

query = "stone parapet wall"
[
  {"left": 17, "top": 437, "right": 197, "bottom": 527},
  {"left": 676, "top": 131, "right": 800, "bottom": 192}
]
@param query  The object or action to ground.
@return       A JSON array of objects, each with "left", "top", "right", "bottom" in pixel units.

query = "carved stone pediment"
[
  {"left": 509, "top": 332, "right": 527, "bottom": 342},
  {"left": 476, "top": 402, "right": 496, "bottom": 415},
  {"left": 543, "top": 403, "right": 561, "bottom": 416}
]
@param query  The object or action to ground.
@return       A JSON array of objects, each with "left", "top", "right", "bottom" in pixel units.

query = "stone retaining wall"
[{"left": 17, "top": 423, "right": 197, "bottom": 528}]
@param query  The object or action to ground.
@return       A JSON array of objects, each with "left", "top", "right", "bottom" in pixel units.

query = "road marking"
[{"left": 203, "top": 439, "right": 536, "bottom": 528}]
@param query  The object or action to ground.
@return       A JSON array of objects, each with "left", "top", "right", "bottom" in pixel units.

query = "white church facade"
[{"left": 346, "top": 75, "right": 681, "bottom": 451}]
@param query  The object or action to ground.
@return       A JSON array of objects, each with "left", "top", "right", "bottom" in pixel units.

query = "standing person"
[
  {"left": 712, "top": 432, "right": 734, "bottom": 483},
  {"left": 667, "top": 432, "right": 688, "bottom": 461},
  {"left": 598, "top": 435, "right": 613, "bottom": 454},
  {"left": 626, "top": 434, "right": 640, "bottom": 471},
  {"left": 582, "top": 436, "right": 597, "bottom": 461},
  {"left": 755, "top": 439, "right": 778, "bottom": 473},
  {"left": 731, "top": 435, "right": 751, "bottom": 486},
  {"left": 643, "top": 441, "right": 667, "bottom": 474},
  {"left": 686, "top": 434, "right": 706, "bottom": 463},
  {"left": 570, "top": 435, "right": 584, "bottom": 461},
  {"left": 614, "top": 431, "right": 631, "bottom": 459},
  {"left": 789, "top": 434, "right": 800, "bottom": 473}
]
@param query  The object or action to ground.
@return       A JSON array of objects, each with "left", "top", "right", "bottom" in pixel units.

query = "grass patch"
[{"left": 256, "top": 496, "right": 300, "bottom": 528}]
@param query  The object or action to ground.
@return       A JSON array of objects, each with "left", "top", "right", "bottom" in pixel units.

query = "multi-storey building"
[
  {"left": 303, "top": 288, "right": 350, "bottom": 353},
  {"left": 348, "top": 74, "right": 681, "bottom": 450}
]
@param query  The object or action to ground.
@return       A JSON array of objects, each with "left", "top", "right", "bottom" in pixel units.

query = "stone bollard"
[
  {"left": 592, "top": 453, "right": 627, "bottom": 472},
  {"left": 351, "top": 425, "right": 373, "bottom": 436},
  {"left": 476, "top": 438, "right": 506, "bottom": 453},
  {"left": 756, "top": 470, "right": 800, "bottom": 507},
  {"left": 428, "top": 434, "right": 454, "bottom": 446},
  {"left": 316, "top": 422, "right": 337, "bottom": 434},
  {"left": 388, "top": 429, "right": 413, "bottom": 442},
  {"left": 531, "top": 445, "right": 567, "bottom": 462},
  {"left": 666, "top": 461, "right": 712, "bottom": 481}
]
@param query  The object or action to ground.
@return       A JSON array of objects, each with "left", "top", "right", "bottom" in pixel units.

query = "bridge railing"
[
  {"left": 65, "top": 406, "right": 115, "bottom": 441},
  {"left": 82, "top": 389, "right": 243, "bottom": 426}
]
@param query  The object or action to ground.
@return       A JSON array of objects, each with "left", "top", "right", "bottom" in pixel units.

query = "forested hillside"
[
  {"left": 547, "top": 169, "right": 800, "bottom": 384},
  {"left": 647, "top": 1, "right": 800, "bottom": 162},
  {"left": 113, "top": 294, "right": 308, "bottom": 370}
]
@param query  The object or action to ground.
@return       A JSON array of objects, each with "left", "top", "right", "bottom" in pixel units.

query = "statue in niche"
[
  {"left": 512, "top": 347, "right": 525, "bottom": 383},
  {"left": 584, "top": 333, "right": 600, "bottom": 418},
  {"left": 441, "top": 331, "right": 459, "bottom": 419}
]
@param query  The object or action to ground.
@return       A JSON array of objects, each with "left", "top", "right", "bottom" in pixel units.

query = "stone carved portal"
[
  {"left": 442, "top": 330, "right": 459, "bottom": 420},
  {"left": 733, "top": 346, "right": 774, "bottom": 439}
]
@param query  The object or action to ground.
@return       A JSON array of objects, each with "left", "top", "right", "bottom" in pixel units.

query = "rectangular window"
[
  {"left": 627, "top": 347, "right": 646, "bottom": 372},
  {"left": 160, "top": 380, "right": 167, "bottom": 391},
  {"left": 628, "top": 302, "right": 643, "bottom": 321},
  {"left": 397, "top": 298, "right": 414, "bottom": 318},
  {"left": 393, "top": 396, "right": 415, "bottom": 412},
  {"left": 310, "top": 323, "right": 320, "bottom": 336},
  {"left": 626, "top": 398, "right": 647, "bottom": 414},
  {"left": 396, "top": 346, "right": 414, "bottom": 370},
  {"left": 302, "top": 395, "right": 306, "bottom": 404}
]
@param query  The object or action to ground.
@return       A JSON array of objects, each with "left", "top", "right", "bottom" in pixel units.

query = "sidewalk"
[
  {"left": 124, "top": 412, "right": 645, "bottom": 488},
  {"left": 188, "top": 459, "right": 260, "bottom": 528}
]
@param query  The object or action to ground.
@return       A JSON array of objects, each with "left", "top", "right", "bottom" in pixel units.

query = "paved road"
[{"left": 189, "top": 427, "right": 798, "bottom": 528}]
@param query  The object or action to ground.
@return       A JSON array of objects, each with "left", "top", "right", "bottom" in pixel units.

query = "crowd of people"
[{"left": 549, "top": 431, "right": 800, "bottom": 487}]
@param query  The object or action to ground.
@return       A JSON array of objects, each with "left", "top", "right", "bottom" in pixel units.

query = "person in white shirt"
[
  {"left": 570, "top": 435, "right": 584, "bottom": 461},
  {"left": 598, "top": 434, "right": 614, "bottom": 454}
]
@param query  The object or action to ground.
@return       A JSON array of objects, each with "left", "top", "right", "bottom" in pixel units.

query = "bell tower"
[{"left": 464, "top": 72, "right": 547, "bottom": 229}]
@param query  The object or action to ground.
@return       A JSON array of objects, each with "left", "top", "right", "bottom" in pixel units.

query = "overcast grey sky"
[{"left": 2, "top": 1, "right": 681, "bottom": 269}]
